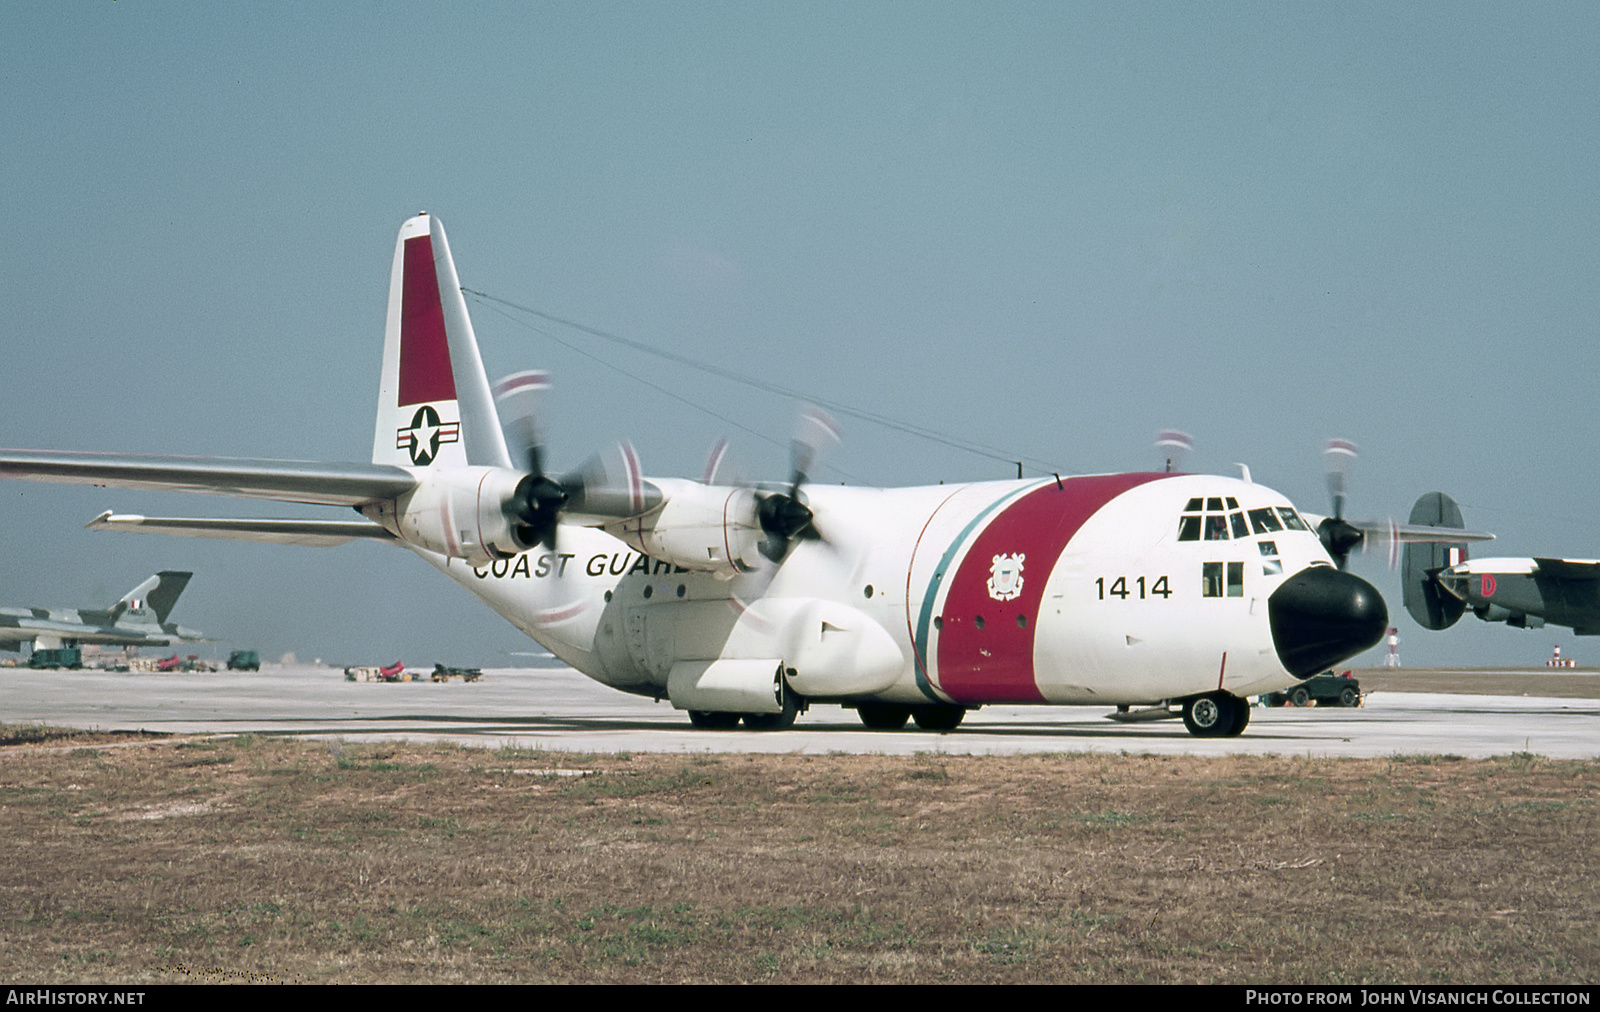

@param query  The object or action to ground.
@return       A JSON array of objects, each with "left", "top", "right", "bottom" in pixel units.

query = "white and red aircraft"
[{"left": 0, "top": 214, "right": 1395, "bottom": 736}]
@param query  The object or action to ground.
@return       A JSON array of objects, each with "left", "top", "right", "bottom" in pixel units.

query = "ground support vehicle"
[{"left": 1262, "top": 670, "right": 1361, "bottom": 708}]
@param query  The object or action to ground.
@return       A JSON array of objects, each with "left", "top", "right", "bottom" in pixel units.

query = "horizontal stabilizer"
[
  {"left": 0, "top": 451, "right": 416, "bottom": 507},
  {"left": 1355, "top": 519, "right": 1495, "bottom": 545},
  {"left": 86, "top": 512, "right": 398, "bottom": 548}
]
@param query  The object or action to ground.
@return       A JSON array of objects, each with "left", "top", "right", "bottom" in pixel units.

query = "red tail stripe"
[{"left": 399, "top": 234, "right": 458, "bottom": 407}]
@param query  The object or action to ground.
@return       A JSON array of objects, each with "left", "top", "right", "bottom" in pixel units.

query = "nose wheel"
[{"left": 1182, "top": 692, "right": 1250, "bottom": 737}]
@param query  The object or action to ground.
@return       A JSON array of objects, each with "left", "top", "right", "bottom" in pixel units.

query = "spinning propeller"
[
  {"left": 1155, "top": 430, "right": 1193, "bottom": 473},
  {"left": 1317, "top": 438, "right": 1370, "bottom": 570},
  {"left": 1310, "top": 439, "right": 1492, "bottom": 570},
  {"left": 494, "top": 371, "right": 568, "bottom": 549},
  {"left": 493, "top": 370, "right": 658, "bottom": 551},
  {"left": 755, "top": 405, "right": 841, "bottom": 563}
]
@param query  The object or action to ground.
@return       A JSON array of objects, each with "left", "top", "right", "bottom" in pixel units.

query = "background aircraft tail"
[
  {"left": 112, "top": 571, "right": 192, "bottom": 624},
  {"left": 1402, "top": 492, "right": 1469, "bottom": 630},
  {"left": 372, "top": 214, "right": 512, "bottom": 471}
]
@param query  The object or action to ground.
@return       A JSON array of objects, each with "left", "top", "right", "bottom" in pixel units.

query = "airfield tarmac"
[{"left": 3, "top": 663, "right": 1597, "bottom": 758}]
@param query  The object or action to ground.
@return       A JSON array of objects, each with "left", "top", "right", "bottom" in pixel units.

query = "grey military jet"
[
  {"left": 1404, "top": 492, "right": 1600, "bottom": 635},
  {"left": 0, "top": 571, "right": 206, "bottom": 651}
]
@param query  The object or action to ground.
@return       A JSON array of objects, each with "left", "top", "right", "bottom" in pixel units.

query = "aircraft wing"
[
  {"left": 1532, "top": 558, "right": 1600, "bottom": 580},
  {"left": 85, "top": 512, "right": 399, "bottom": 548},
  {"left": 0, "top": 451, "right": 416, "bottom": 507}
]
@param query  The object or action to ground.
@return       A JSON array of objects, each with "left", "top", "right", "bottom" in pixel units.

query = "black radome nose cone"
[{"left": 1269, "top": 566, "right": 1388, "bottom": 678}]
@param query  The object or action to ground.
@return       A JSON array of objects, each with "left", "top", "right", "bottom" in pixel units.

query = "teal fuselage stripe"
[{"left": 911, "top": 480, "right": 1046, "bottom": 701}]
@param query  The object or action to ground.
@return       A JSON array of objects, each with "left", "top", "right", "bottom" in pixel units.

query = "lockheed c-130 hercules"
[{"left": 0, "top": 214, "right": 1468, "bottom": 736}]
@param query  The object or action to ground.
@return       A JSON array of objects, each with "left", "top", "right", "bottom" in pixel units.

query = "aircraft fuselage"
[{"left": 422, "top": 470, "right": 1381, "bottom": 710}]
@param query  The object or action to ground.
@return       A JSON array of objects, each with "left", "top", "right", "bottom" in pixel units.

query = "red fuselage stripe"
[{"left": 934, "top": 473, "right": 1172, "bottom": 704}]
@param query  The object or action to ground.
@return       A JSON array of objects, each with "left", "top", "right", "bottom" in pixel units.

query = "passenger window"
[
  {"left": 1227, "top": 561, "right": 1244, "bottom": 597},
  {"left": 1202, "top": 562, "right": 1223, "bottom": 597}
]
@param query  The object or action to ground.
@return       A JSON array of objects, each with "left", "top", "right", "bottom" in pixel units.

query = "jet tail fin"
[
  {"left": 373, "top": 213, "right": 512, "bottom": 471},
  {"left": 110, "top": 571, "right": 190, "bottom": 623},
  {"left": 1402, "top": 492, "right": 1469, "bottom": 630}
]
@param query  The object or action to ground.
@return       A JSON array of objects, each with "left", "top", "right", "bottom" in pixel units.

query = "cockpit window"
[
  {"left": 1181, "top": 498, "right": 1306, "bottom": 543},
  {"left": 1276, "top": 507, "right": 1310, "bottom": 532},
  {"left": 1247, "top": 508, "right": 1283, "bottom": 534}
]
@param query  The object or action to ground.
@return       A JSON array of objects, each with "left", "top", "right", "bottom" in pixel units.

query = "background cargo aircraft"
[
  {"left": 0, "top": 571, "right": 204, "bottom": 652},
  {"left": 1404, "top": 492, "right": 1600, "bottom": 637},
  {"left": 3, "top": 215, "right": 1431, "bottom": 736}
]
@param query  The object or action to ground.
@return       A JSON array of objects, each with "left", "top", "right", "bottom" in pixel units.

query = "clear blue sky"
[{"left": 3, "top": 3, "right": 1597, "bottom": 667}]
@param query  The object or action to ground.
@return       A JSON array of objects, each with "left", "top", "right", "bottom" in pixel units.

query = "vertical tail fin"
[
  {"left": 111, "top": 571, "right": 191, "bottom": 624},
  {"left": 1402, "top": 492, "right": 1468, "bottom": 630},
  {"left": 373, "top": 213, "right": 512, "bottom": 470}
]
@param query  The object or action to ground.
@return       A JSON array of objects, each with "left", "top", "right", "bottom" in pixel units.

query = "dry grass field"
[{"left": 0, "top": 722, "right": 1595, "bottom": 984}]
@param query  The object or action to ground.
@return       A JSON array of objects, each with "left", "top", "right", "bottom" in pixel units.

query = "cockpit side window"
[
  {"left": 1276, "top": 507, "right": 1310, "bottom": 532},
  {"left": 1247, "top": 508, "right": 1283, "bottom": 534}
]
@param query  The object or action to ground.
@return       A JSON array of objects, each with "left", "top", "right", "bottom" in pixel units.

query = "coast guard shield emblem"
[{"left": 987, "top": 553, "right": 1025, "bottom": 601}]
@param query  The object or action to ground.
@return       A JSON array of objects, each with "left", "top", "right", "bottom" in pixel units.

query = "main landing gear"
[
  {"left": 853, "top": 702, "right": 967, "bottom": 731},
  {"left": 686, "top": 684, "right": 804, "bottom": 731},
  {"left": 1181, "top": 691, "right": 1250, "bottom": 738}
]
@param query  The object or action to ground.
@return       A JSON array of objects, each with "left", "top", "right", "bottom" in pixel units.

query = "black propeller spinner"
[
  {"left": 756, "top": 471, "right": 819, "bottom": 562},
  {"left": 509, "top": 445, "right": 569, "bottom": 550}
]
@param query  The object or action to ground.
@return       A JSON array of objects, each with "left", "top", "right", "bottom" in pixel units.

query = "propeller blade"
[
  {"left": 562, "top": 441, "right": 660, "bottom": 520},
  {"left": 1324, "top": 438, "right": 1357, "bottom": 522},
  {"left": 701, "top": 437, "right": 730, "bottom": 485},
  {"left": 493, "top": 370, "right": 551, "bottom": 469},
  {"left": 790, "top": 404, "right": 841, "bottom": 489},
  {"left": 1155, "top": 430, "right": 1193, "bottom": 473}
]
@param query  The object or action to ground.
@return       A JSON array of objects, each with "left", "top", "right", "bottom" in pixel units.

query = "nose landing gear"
[{"left": 1182, "top": 691, "right": 1250, "bottom": 737}]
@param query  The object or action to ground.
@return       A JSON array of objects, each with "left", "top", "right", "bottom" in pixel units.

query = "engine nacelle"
[
  {"left": 365, "top": 467, "right": 531, "bottom": 567},
  {"left": 619, "top": 478, "right": 767, "bottom": 578}
]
